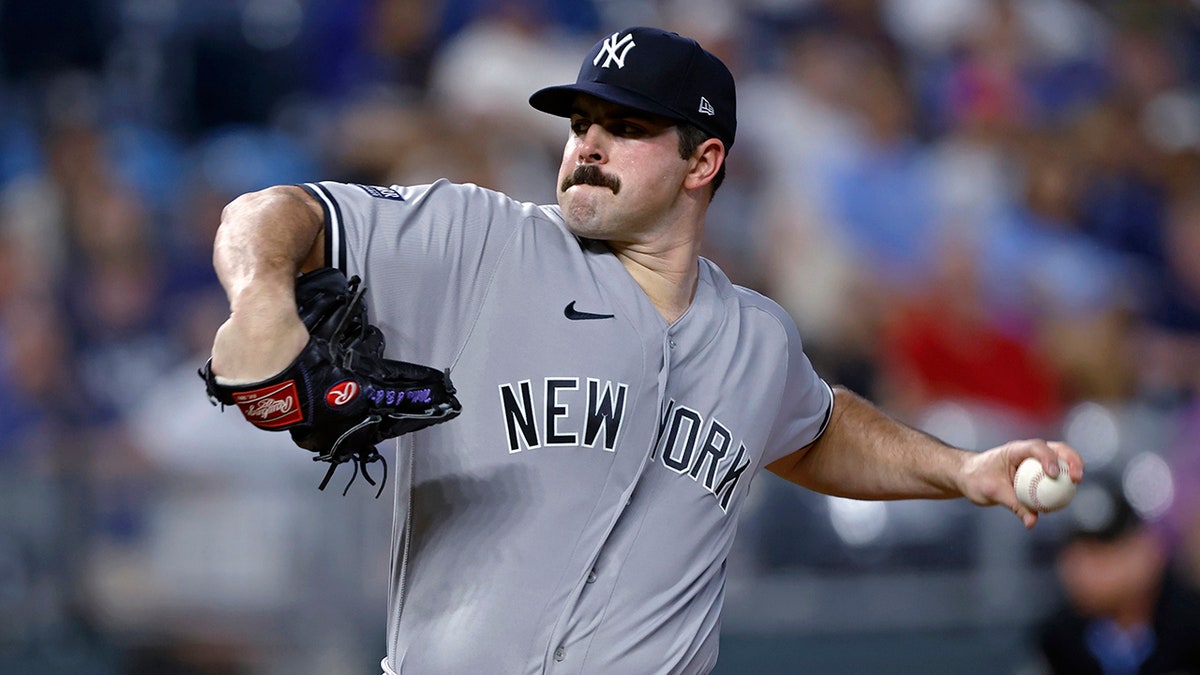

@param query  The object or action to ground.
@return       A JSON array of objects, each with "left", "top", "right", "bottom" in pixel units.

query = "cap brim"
[{"left": 529, "top": 82, "right": 687, "bottom": 124}]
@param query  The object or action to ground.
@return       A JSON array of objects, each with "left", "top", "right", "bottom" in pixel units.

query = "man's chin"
[
  {"left": 560, "top": 189, "right": 598, "bottom": 211},
  {"left": 560, "top": 199, "right": 606, "bottom": 237}
]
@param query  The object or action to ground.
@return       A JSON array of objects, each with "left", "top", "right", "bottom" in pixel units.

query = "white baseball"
[{"left": 1013, "top": 457, "right": 1075, "bottom": 512}]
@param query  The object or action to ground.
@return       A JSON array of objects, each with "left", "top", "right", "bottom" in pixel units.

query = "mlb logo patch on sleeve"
[{"left": 354, "top": 184, "right": 405, "bottom": 201}]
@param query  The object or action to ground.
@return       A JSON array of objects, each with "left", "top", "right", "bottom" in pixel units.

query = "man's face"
[
  {"left": 1056, "top": 530, "right": 1165, "bottom": 618},
  {"left": 556, "top": 95, "right": 688, "bottom": 242}
]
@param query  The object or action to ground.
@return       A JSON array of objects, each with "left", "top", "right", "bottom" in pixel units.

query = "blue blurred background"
[{"left": 0, "top": 0, "right": 1198, "bottom": 673}]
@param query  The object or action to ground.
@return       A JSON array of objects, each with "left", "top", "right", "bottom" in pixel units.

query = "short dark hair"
[{"left": 676, "top": 123, "right": 726, "bottom": 198}]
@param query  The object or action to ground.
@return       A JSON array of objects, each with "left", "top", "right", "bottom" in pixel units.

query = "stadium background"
[{"left": 0, "top": 0, "right": 1197, "bottom": 673}]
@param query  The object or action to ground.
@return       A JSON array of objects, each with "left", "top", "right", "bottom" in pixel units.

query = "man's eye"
[
  {"left": 614, "top": 123, "right": 644, "bottom": 137},
  {"left": 570, "top": 119, "right": 590, "bottom": 135}
]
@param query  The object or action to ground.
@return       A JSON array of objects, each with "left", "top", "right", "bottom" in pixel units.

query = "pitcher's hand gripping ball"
[
  {"left": 201, "top": 267, "right": 462, "bottom": 495},
  {"left": 1014, "top": 457, "right": 1076, "bottom": 513}
]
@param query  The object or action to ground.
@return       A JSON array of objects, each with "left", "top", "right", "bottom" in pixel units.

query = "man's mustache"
[{"left": 561, "top": 165, "right": 621, "bottom": 194}]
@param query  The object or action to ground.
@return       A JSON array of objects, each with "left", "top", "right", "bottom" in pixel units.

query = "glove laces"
[{"left": 316, "top": 414, "right": 389, "bottom": 498}]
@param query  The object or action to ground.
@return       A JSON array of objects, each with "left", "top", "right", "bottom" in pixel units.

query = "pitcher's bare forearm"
[
  {"left": 768, "top": 386, "right": 1085, "bottom": 528},
  {"left": 210, "top": 186, "right": 326, "bottom": 382},
  {"left": 768, "top": 387, "right": 970, "bottom": 500}
]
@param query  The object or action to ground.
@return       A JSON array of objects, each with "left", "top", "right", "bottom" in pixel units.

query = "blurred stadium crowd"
[{"left": 0, "top": 0, "right": 1198, "bottom": 673}]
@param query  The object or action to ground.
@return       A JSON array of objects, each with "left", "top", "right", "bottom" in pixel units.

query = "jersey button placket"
[{"left": 554, "top": 646, "right": 566, "bottom": 662}]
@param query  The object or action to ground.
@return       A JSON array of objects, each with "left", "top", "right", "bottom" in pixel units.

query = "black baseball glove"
[{"left": 200, "top": 267, "right": 461, "bottom": 495}]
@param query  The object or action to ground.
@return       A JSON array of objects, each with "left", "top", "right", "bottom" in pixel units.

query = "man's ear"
[{"left": 683, "top": 138, "right": 725, "bottom": 193}]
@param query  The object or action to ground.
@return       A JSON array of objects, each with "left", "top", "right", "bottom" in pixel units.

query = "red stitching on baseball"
[{"left": 1028, "top": 471, "right": 1042, "bottom": 509}]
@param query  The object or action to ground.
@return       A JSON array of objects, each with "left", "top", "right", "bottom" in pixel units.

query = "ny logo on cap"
[{"left": 594, "top": 32, "right": 636, "bottom": 69}]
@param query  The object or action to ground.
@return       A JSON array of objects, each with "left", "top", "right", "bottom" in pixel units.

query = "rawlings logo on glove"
[
  {"left": 326, "top": 381, "right": 359, "bottom": 407},
  {"left": 235, "top": 382, "right": 303, "bottom": 426},
  {"left": 200, "top": 268, "right": 462, "bottom": 495}
]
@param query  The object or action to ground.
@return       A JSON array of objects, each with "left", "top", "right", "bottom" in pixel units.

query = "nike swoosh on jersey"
[{"left": 564, "top": 301, "right": 615, "bottom": 321}]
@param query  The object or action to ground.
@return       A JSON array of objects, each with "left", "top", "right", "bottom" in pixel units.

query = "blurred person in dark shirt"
[{"left": 1037, "top": 475, "right": 1200, "bottom": 675}]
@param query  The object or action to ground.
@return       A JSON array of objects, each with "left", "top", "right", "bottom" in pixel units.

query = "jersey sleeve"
[
  {"left": 298, "top": 179, "right": 538, "bottom": 366},
  {"left": 761, "top": 305, "right": 834, "bottom": 466}
]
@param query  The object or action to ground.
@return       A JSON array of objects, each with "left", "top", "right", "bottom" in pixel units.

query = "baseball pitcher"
[{"left": 205, "top": 26, "right": 1084, "bottom": 674}]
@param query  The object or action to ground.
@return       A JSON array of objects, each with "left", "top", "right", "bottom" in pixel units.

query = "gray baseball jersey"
[{"left": 299, "top": 179, "right": 833, "bottom": 675}]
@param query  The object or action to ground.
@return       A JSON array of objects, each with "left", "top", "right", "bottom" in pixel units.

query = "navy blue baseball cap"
[{"left": 529, "top": 27, "right": 737, "bottom": 152}]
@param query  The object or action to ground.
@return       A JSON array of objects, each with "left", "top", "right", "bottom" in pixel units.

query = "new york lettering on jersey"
[
  {"left": 499, "top": 377, "right": 629, "bottom": 452},
  {"left": 653, "top": 397, "right": 752, "bottom": 511},
  {"left": 496, "top": 380, "right": 755, "bottom": 512}
]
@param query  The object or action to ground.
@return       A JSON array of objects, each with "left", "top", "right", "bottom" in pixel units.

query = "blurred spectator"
[
  {"left": 0, "top": 296, "right": 79, "bottom": 458},
  {"left": 426, "top": 0, "right": 587, "bottom": 200},
  {"left": 304, "top": 0, "right": 443, "bottom": 102},
  {"left": 1035, "top": 474, "right": 1200, "bottom": 674},
  {"left": 825, "top": 56, "right": 942, "bottom": 292},
  {"left": 64, "top": 175, "right": 175, "bottom": 424},
  {"left": 743, "top": 27, "right": 891, "bottom": 395},
  {"left": 1134, "top": 172, "right": 1200, "bottom": 403},
  {"left": 742, "top": 24, "right": 867, "bottom": 299},
  {"left": 877, "top": 238, "right": 1063, "bottom": 422},
  {"left": 1106, "top": 6, "right": 1185, "bottom": 106},
  {"left": 1074, "top": 100, "right": 1167, "bottom": 271},
  {"left": 974, "top": 128, "right": 1134, "bottom": 404}
]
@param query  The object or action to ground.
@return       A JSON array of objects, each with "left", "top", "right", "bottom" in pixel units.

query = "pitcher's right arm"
[{"left": 209, "top": 185, "right": 327, "bottom": 383}]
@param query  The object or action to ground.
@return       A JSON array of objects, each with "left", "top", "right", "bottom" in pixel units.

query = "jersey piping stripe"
[
  {"left": 813, "top": 380, "right": 835, "bottom": 441},
  {"left": 301, "top": 182, "right": 346, "bottom": 272}
]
